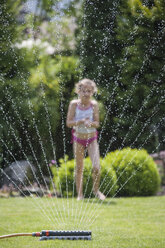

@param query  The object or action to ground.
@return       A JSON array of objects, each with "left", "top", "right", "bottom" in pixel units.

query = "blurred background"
[{"left": 0, "top": 0, "right": 165, "bottom": 189}]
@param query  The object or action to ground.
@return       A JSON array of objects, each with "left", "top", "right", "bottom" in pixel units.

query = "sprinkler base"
[{"left": 39, "top": 235, "right": 91, "bottom": 241}]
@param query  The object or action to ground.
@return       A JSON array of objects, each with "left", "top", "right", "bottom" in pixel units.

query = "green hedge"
[
  {"left": 104, "top": 148, "right": 161, "bottom": 196},
  {"left": 51, "top": 156, "right": 117, "bottom": 198}
]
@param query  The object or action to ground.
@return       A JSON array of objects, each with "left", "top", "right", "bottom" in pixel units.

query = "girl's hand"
[
  {"left": 84, "top": 118, "right": 92, "bottom": 127},
  {"left": 78, "top": 119, "right": 86, "bottom": 125}
]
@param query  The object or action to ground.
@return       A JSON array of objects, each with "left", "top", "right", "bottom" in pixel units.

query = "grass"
[{"left": 0, "top": 196, "right": 165, "bottom": 248}]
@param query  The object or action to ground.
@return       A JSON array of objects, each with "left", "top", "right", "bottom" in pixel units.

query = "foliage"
[
  {"left": 115, "top": 0, "right": 165, "bottom": 152},
  {"left": 0, "top": 53, "right": 80, "bottom": 176},
  {"left": 63, "top": 0, "right": 84, "bottom": 55},
  {"left": 80, "top": 0, "right": 121, "bottom": 82},
  {"left": 0, "top": 0, "right": 82, "bottom": 176},
  {"left": 1, "top": 0, "right": 165, "bottom": 185},
  {"left": 0, "top": 0, "right": 27, "bottom": 78},
  {"left": 80, "top": 0, "right": 165, "bottom": 154},
  {"left": 20, "top": 1, "right": 79, "bottom": 55},
  {"left": 104, "top": 147, "right": 161, "bottom": 196},
  {"left": 23, "top": 0, "right": 58, "bottom": 25},
  {"left": 29, "top": 54, "right": 81, "bottom": 161},
  {"left": 51, "top": 156, "right": 117, "bottom": 197}
]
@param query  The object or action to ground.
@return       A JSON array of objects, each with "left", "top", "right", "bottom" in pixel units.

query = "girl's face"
[{"left": 79, "top": 84, "right": 94, "bottom": 100}]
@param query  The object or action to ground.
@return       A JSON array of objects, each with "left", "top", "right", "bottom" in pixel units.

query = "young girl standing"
[{"left": 66, "top": 78, "right": 105, "bottom": 201}]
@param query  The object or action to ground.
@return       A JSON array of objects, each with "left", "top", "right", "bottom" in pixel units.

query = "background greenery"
[
  {"left": 0, "top": 0, "right": 164, "bottom": 184},
  {"left": 52, "top": 155, "right": 118, "bottom": 197},
  {"left": 81, "top": 0, "right": 165, "bottom": 153},
  {"left": 51, "top": 148, "right": 160, "bottom": 197},
  {"left": 105, "top": 148, "right": 160, "bottom": 196}
]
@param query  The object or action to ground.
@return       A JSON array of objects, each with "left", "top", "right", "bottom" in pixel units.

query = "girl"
[{"left": 66, "top": 78, "right": 105, "bottom": 201}]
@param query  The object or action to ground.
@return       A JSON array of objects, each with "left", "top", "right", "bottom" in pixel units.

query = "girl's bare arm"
[
  {"left": 84, "top": 101, "right": 100, "bottom": 128},
  {"left": 91, "top": 101, "right": 100, "bottom": 128},
  {"left": 93, "top": 101, "right": 100, "bottom": 128},
  {"left": 66, "top": 100, "right": 85, "bottom": 128}
]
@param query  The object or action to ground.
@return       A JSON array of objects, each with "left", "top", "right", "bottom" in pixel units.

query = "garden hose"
[
  {"left": 0, "top": 233, "right": 32, "bottom": 239},
  {"left": 0, "top": 230, "right": 92, "bottom": 241}
]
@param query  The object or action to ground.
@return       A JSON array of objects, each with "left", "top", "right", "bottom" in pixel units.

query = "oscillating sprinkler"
[{"left": 0, "top": 230, "right": 92, "bottom": 241}]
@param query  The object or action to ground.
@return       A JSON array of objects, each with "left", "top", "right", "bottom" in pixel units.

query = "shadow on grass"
[{"left": 82, "top": 198, "right": 117, "bottom": 205}]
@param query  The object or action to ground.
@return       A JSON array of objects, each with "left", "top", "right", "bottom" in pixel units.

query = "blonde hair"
[{"left": 75, "top": 78, "right": 98, "bottom": 94}]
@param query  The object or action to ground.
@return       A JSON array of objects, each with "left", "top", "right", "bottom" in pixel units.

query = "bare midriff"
[{"left": 74, "top": 132, "right": 97, "bottom": 139}]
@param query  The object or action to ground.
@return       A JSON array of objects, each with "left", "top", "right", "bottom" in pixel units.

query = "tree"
[
  {"left": 80, "top": 0, "right": 165, "bottom": 154},
  {"left": 80, "top": 0, "right": 121, "bottom": 84},
  {"left": 0, "top": 0, "right": 26, "bottom": 78},
  {"left": 115, "top": 0, "right": 165, "bottom": 152},
  {"left": 0, "top": 53, "right": 80, "bottom": 179},
  {"left": 0, "top": 0, "right": 81, "bottom": 180}
]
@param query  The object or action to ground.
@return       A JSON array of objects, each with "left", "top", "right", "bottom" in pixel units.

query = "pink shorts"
[{"left": 71, "top": 129, "right": 98, "bottom": 148}]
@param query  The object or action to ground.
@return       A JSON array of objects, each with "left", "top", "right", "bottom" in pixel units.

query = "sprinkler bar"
[{"left": 36, "top": 230, "right": 92, "bottom": 241}]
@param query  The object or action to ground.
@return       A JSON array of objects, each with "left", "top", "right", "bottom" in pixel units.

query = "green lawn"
[{"left": 0, "top": 196, "right": 165, "bottom": 248}]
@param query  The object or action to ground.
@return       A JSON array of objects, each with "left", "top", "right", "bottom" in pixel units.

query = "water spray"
[{"left": 0, "top": 230, "right": 92, "bottom": 241}]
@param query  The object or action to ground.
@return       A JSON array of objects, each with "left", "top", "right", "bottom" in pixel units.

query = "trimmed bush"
[
  {"left": 51, "top": 156, "right": 117, "bottom": 198},
  {"left": 104, "top": 148, "right": 161, "bottom": 196}
]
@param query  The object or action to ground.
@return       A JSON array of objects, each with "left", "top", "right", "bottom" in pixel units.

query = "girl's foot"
[
  {"left": 77, "top": 195, "right": 84, "bottom": 201},
  {"left": 95, "top": 191, "right": 106, "bottom": 201}
]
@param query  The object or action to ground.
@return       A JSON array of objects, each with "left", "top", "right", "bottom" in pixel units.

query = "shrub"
[
  {"left": 51, "top": 156, "right": 117, "bottom": 198},
  {"left": 104, "top": 148, "right": 161, "bottom": 196}
]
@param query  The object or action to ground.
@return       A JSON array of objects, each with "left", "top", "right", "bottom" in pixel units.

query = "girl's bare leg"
[
  {"left": 88, "top": 140, "right": 106, "bottom": 200},
  {"left": 73, "top": 142, "right": 85, "bottom": 200}
]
